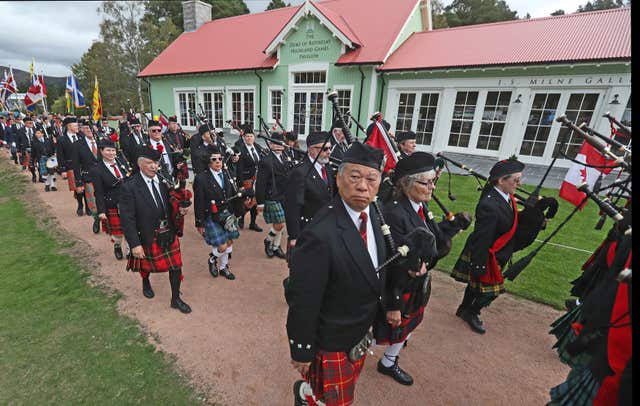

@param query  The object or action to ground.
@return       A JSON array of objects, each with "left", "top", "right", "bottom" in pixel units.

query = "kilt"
[
  {"left": 374, "top": 292, "right": 425, "bottom": 345},
  {"left": 263, "top": 200, "right": 285, "bottom": 224},
  {"left": 549, "top": 305, "right": 583, "bottom": 366},
  {"left": 101, "top": 208, "right": 123, "bottom": 237},
  {"left": 549, "top": 364, "right": 599, "bottom": 406},
  {"left": 451, "top": 251, "right": 505, "bottom": 297},
  {"left": 66, "top": 169, "right": 76, "bottom": 192},
  {"left": 203, "top": 213, "right": 239, "bottom": 247},
  {"left": 38, "top": 156, "right": 48, "bottom": 178},
  {"left": 84, "top": 182, "right": 97, "bottom": 213},
  {"left": 126, "top": 235, "right": 182, "bottom": 273},
  {"left": 305, "top": 350, "right": 366, "bottom": 406}
]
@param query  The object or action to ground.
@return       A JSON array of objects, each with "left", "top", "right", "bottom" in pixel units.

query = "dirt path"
[{"left": 15, "top": 157, "right": 568, "bottom": 405}]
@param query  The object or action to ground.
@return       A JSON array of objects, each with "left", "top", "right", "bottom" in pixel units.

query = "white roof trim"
[
  {"left": 382, "top": 0, "right": 422, "bottom": 64},
  {"left": 264, "top": 1, "right": 355, "bottom": 56}
]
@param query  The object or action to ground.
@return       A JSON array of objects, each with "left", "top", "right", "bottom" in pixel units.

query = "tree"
[
  {"left": 577, "top": 0, "right": 628, "bottom": 12},
  {"left": 144, "top": 0, "right": 249, "bottom": 30},
  {"left": 266, "top": 0, "right": 290, "bottom": 10},
  {"left": 431, "top": 0, "right": 450, "bottom": 29},
  {"left": 444, "top": 0, "right": 518, "bottom": 27},
  {"left": 550, "top": 9, "right": 566, "bottom": 15}
]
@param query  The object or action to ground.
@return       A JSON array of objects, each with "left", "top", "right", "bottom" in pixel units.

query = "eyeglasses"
[
  {"left": 347, "top": 174, "right": 380, "bottom": 187},
  {"left": 415, "top": 179, "right": 436, "bottom": 187},
  {"left": 311, "top": 146, "right": 331, "bottom": 152},
  {"left": 149, "top": 129, "right": 161, "bottom": 133},
  {"left": 210, "top": 157, "right": 223, "bottom": 161}
]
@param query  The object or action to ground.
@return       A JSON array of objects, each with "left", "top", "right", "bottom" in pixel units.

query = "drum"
[{"left": 46, "top": 156, "right": 58, "bottom": 170}]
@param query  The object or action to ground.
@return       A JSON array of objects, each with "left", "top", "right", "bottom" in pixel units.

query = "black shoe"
[
  {"left": 76, "top": 207, "right": 84, "bottom": 216},
  {"left": 92, "top": 218, "right": 100, "bottom": 234},
  {"left": 264, "top": 238, "right": 275, "bottom": 258},
  {"left": 208, "top": 254, "right": 219, "bottom": 277},
  {"left": 249, "top": 223, "right": 263, "bottom": 232},
  {"left": 171, "top": 297, "right": 192, "bottom": 314},
  {"left": 238, "top": 218, "right": 245, "bottom": 229},
  {"left": 220, "top": 265, "right": 235, "bottom": 280},
  {"left": 455, "top": 305, "right": 466, "bottom": 318},
  {"left": 45, "top": 185, "right": 50, "bottom": 192},
  {"left": 51, "top": 186, "right": 57, "bottom": 191},
  {"left": 273, "top": 246, "right": 286, "bottom": 259},
  {"left": 142, "top": 278, "right": 155, "bottom": 299},
  {"left": 461, "top": 311, "right": 486, "bottom": 334},
  {"left": 377, "top": 357, "right": 414, "bottom": 386},
  {"left": 31, "top": 175, "right": 37, "bottom": 183},
  {"left": 39, "top": 177, "right": 45, "bottom": 183},
  {"left": 565, "top": 298, "right": 578, "bottom": 311},
  {"left": 114, "top": 244, "right": 123, "bottom": 260},
  {"left": 85, "top": 207, "right": 92, "bottom": 216},
  {"left": 293, "top": 380, "right": 308, "bottom": 406}
]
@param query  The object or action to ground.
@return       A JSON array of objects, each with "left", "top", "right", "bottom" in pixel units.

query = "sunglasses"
[
  {"left": 415, "top": 179, "right": 436, "bottom": 187},
  {"left": 311, "top": 146, "right": 331, "bottom": 152},
  {"left": 210, "top": 157, "right": 223, "bottom": 161},
  {"left": 149, "top": 128, "right": 162, "bottom": 133}
]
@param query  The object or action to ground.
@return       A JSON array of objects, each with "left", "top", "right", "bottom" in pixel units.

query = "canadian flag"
[
  {"left": 365, "top": 120, "right": 398, "bottom": 173},
  {"left": 559, "top": 142, "right": 614, "bottom": 208},
  {"left": 24, "top": 77, "right": 44, "bottom": 109}
]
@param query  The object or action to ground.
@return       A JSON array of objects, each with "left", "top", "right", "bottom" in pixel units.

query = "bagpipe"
[
  {"left": 158, "top": 108, "right": 193, "bottom": 152},
  {"left": 156, "top": 171, "right": 192, "bottom": 237},
  {"left": 257, "top": 114, "right": 302, "bottom": 171}
]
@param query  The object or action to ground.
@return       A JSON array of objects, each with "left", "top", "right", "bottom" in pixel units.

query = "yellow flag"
[{"left": 92, "top": 76, "right": 102, "bottom": 121}]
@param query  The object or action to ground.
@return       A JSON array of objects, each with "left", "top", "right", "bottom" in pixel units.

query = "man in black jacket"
[
  {"left": 73, "top": 120, "right": 101, "bottom": 219},
  {"left": 395, "top": 130, "right": 417, "bottom": 158},
  {"left": 120, "top": 146, "right": 191, "bottom": 314},
  {"left": 255, "top": 132, "right": 290, "bottom": 259},
  {"left": 57, "top": 116, "right": 88, "bottom": 215},
  {"left": 234, "top": 124, "right": 265, "bottom": 232},
  {"left": 16, "top": 116, "right": 37, "bottom": 182},
  {"left": 31, "top": 127, "right": 57, "bottom": 191},
  {"left": 287, "top": 142, "right": 386, "bottom": 406},
  {"left": 190, "top": 124, "right": 219, "bottom": 175}
]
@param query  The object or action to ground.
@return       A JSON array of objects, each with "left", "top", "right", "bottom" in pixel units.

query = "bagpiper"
[
  {"left": 31, "top": 126, "right": 57, "bottom": 192},
  {"left": 56, "top": 116, "right": 88, "bottom": 216},
  {"left": 73, "top": 119, "right": 101, "bottom": 231},
  {"left": 234, "top": 124, "right": 265, "bottom": 232},
  {"left": 16, "top": 116, "right": 37, "bottom": 182}
]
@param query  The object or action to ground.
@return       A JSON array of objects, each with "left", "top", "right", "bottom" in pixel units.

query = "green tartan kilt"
[
  {"left": 263, "top": 200, "right": 285, "bottom": 224},
  {"left": 549, "top": 364, "right": 599, "bottom": 406},
  {"left": 451, "top": 250, "right": 505, "bottom": 298},
  {"left": 203, "top": 213, "right": 239, "bottom": 247},
  {"left": 549, "top": 305, "right": 583, "bottom": 366}
]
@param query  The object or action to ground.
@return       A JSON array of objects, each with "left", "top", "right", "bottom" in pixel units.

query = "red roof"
[
  {"left": 139, "top": 0, "right": 420, "bottom": 77},
  {"left": 380, "top": 7, "right": 631, "bottom": 72}
]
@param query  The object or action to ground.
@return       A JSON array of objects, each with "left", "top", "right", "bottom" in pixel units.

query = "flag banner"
[
  {"left": 92, "top": 76, "right": 102, "bottom": 121},
  {"left": 24, "top": 77, "right": 44, "bottom": 110},
  {"left": 66, "top": 74, "right": 85, "bottom": 108},
  {"left": 559, "top": 142, "right": 615, "bottom": 208},
  {"left": 39, "top": 75, "right": 47, "bottom": 98},
  {"left": 365, "top": 120, "right": 398, "bottom": 173}
]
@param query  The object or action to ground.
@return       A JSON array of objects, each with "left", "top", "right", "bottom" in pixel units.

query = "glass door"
[{"left": 292, "top": 90, "right": 324, "bottom": 136}]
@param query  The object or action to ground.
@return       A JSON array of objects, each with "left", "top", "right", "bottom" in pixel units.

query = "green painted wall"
[
  {"left": 387, "top": 2, "right": 423, "bottom": 57},
  {"left": 279, "top": 16, "right": 343, "bottom": 65}
]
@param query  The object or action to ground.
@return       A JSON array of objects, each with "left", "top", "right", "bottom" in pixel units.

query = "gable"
[{"left": 279, "top": 15, "right": 344, "bottom": 65}]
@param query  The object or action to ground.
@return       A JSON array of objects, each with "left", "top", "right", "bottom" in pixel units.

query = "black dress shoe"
[
  {"left": 76, "top": 207, "right": 84, "bottom": 216},
  {"left": 264, "top": 238, "right": 275, "bottom": 258},
  {"left": 85, "top": 207, "right": 92, "bottom": 216},
  {"left": 142, "top": 278, "right": 155, "bottom": 299},
  {"left": 273, "top": 246, "right": 286, "bottom": 259},
  {"left": 461, "top": 311, "right": 486, "bottom": 334},
  {"left": 208, "top": 254, "right": 219, "bottom": 277},
  {"left": 220, "top": 265, "right": 235, "bottom": 280},
  {"left": 92, "top": 218, "right": 101, "bottom": 234},
  {"left": 114, "top": 244, "right": 123, "bottom": 260},
  {"left": 377, "top": 357, "right": 414, "bottom": 386},
  {"left": 51, "top": 186, "right": 57, "bottom": 191},
  {"left": 293, "top": 380, "right": 308, "bottom": 406},
  {"left": 45, "top": 185, "right": 50, "bottom": 192},
  {"left": 39, "top": 177, "right": 45, "bottom": 183},
  {"left": 171, "top": 297, "right": 192, "bottom": 314},
  {"left": 455, "top": 305, "right": 466, "bottom": 318},
  {"left": 249, "top": 223, "right": 263, "bottom": 232}
]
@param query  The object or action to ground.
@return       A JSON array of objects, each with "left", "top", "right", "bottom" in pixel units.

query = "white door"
[{"left": 292, "top": 90, "right": 324, "bottom": 136}]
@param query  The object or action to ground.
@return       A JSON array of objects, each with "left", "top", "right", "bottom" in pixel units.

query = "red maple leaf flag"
[
  {"left": 365, "top": 120, "right": 397, "bottom": 173},
  {"left": 559, "top": 141, "right": 614, "bottom": 208}
]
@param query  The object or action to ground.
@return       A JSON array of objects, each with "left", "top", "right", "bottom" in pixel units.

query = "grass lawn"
[
  {"left": 431, "top": 173, "right": 609, "bottom": 309},
  {"left": 0, "top": 161, "right": 204, "bottom": 405}
]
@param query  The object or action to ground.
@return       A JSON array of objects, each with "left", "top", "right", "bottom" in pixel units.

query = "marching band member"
[
  {"left": 193, "top": 151, "right": 239, "bottom": 280},
  {"left": 284, "top": 130, "right": 305, "bottom": 163},
  {"left": 451, "top": 158, "right": 525, "bottom": 334},
  {"left": 120, "top": 146, "right": 192, "bottom": 314},
  {"left": 17, "top": 116, "right": 37, "bottom": 182},
  {"left": 234, "top": 124, "right": 263, "bottom": 232},
  {"left": 395, "top": 131, "right": 417, "bottom": 158},
  {"left": 73, "top": 120, "right": 101, "bottom": 226},
  {"left": 31, "top": 127, "right": 57, "bottom": 192},
  {"left": 287, "top": 143, "right": 386, "bottom": 406},
  {"left": 90, "top": 139, "right": 130, "bottom": 260},
  {"left": 255, "top": 132, "right": 289, "bottom": 259},
  {"left": 57, "top": 116, "right": 88, "bottom": 216},
  {"left": 121, "top": 117, "right": 147, "bottom": 168},
  {"left": 146, "top": 120, "right": 176, "bottom": 181},
  {"left": 165, "top": 115, "right": 189, "bottom": 152},
  {"left": 191, "top": 124, "right": 219, "bottom": 175}
]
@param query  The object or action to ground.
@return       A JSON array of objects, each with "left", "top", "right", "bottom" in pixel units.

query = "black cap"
[
  {"left": 365, "top": 119, "right": 391, "bottom": 136},
  {"left": 98, "top": 140, "right": 117, "bottom": 150},
  {"left": 198, "top": 124, "right": 211, "bottom": 136},
  {"left": 148, "top": 120, "right": 161, "bottom": 128},
  {"left": 80, "top": 119, "right": 91, "bottom": 126},
  {"left": 137, "top": 145, "right": 162, "bottom": 161},
  {"left": 307, "top": 131, "right": 329, "bottom": 147},
  {"left": 285, "top": 130, "right": 298, "bottom": 142},
  {"left": 23, "top": 116, "right": 33, "bottom": 122},
  {"left": 393, "top": 152, "right": 436, "bottom": 181},
  {"left": 168, "top": 115, "right": 178, "bottom": 123},
  {"left": 62, "top": 117, "right": 77, "bottom": 126},
  {"left": 240, "top": 124, "right": 253, "bottom": 135},
  {"left": 129, "top": 117, "right": 140, "bottom": 125},
  {"left": 396, "top": 131, "right": 416, "bottom": 143},
  {"left": 342, "top": 142, "right": 384, "bottom": 171},
  {"left": 270, "top": 131, "right": 284, "bottom": 141},
  {"left": 489, "top": 158, "right": 525, "bottom": 181}
]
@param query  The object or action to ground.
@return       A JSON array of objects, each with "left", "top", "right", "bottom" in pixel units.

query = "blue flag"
[{"left": 66, "top": 74, "right": 85, "bottom": 108}]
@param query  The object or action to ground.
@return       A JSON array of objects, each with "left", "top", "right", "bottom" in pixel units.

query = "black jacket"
[
  {"left": 30, "top": 137, "right": 55, "bottom": 163},
  {"left": 284, "top": 157, "right": 334, "bottom": 240},
  {"left": 234, "top": 140, "right": 266, "bottom": 182},
  {"left": 16, "top": 126, "right": 35, "bottom": 153},
  {"left": 191, "top": 142, "right": 220, "bottom": 175},
  {"left": 286, "top": 197, "right": 387, "bottom": 362},
  {"left": 330, "top": 136, "right": 348, "bottom": 162},
  {"left": 72, "top": 138, "right": 101, "bottom": 184},
  {"left": 90, "top": 160, "right": 129, "bottom": 214},
  {"left": 255, "top": 151, "right": 289, "bottom": 204},
  {"left": 192, "top": 169, "right": 235, "bottom": 228},
  {"left": 56, "top": 132, "right": 82, "bottom": 172},
  {"left": 119, "top": 172, "right": 175, "bottom": 248},
  {"left": 121, "top": 130, "right": 148, "bottom": 167}
]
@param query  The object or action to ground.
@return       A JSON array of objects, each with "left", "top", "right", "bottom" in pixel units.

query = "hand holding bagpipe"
[
  {"left": 603, "top": 111, "right": 631, "bottom": 137},
  {"left": 156, "top": 171, "right": 192, "bottom": 237}
]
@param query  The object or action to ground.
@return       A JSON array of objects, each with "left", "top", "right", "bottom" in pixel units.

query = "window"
[
  {"left": 309, "top": 92, "right": 324, "bottom": 133},
  {"left": 202, "top": 91, "right": 224, "bottom": 129},
  {"left": 395, "top": 93, "right": 416, "bottom": 132},
  {"left": 520, "top": 93, "right": 560, "bottom": 157},
  {"left": 553, "top": 93, "right": 599, "bottom": 159},
  {"left": 293, "top": 71, "right": 326, "bottom": 84},
  {"left": 448, "top": 91, "right": 478, "bottom": 147},
  {"left": 336, "top": 89, "right": 351, "bottom": 117},
  {"left": 270, "top": 90, "right": 282, "bottom": 121},
  {"left": 231, "top": 91, "right": 254, "bottom": 128},
  {"left": 293, "top": 92, "right": 306, "bottom": 135},
  {"left": 177, "top": 91, "right": 196, "bottom": 127},
  {"left": 415, "top": 93, "right": 439, "bottom": 145},
  {"left": 477, "top": 91, "right": 511, "bottom": 151}
]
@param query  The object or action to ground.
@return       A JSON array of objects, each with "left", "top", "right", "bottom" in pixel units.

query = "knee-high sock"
[
  {"left": 111, "top": 235, "right": 123, "bottom": 245},
  {"left": 250, "top": 206, "right": 258, "bottom": 223},
  {"left": 273, "top": 227, "right": 284, "bottom": 248},
  {"left": 299, "top": 381, "right": 325, "bottom": 406},
  {"left": 210, "top": 247, "right": 224, "bottom": 263},
  {"left": 381, "top": 341, "right": 406, "bottom": 367},
  {"left": 75, "top": 193, "right": 84, "bottom": 208},
  {"left": 169, "top": 268, "right": 182, "bottom": 301},
  {"left": 220, "top": 246, "right": 232, "bottom": 268},
  {"left": 266, "top": 227, "right": 276, "bottom": 243}
]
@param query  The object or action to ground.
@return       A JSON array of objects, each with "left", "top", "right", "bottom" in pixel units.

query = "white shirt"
[
  {"left": 493, "top": 186, "right": 511, "bottom": 205},
  {"left": 341, "top": 199, "right": 379, "bottom": 272},
  {"left": 273, "top": 151, "right": 283, "bottom": 163},
  {"left": 150, "top": 139, "right": 173, "bottom": 173},
  {"left": 68, "top": 132, "right": 79, "bottom": 143},
  {"left": 141, "top": 172, "right": 163, "bottom": 207},
  {"left": 309, "top": 155, "right": 327, "bottom": 179},
  {"left": 85, "top": 137, "right": 97, "bottom": 154},
  {"left": 103, "top": 160, "right": 122, "bottom": 179},
  {"left": 210, "top": 168, "right": 224, "bottom": 188},
  {"left": 245, "top": 143, "right": 259, "bottom": 161},
  {"left": 408, "top": 198, "right": 428, "bottom": 224}
]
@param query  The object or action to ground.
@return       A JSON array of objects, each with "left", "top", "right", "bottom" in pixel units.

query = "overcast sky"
[{"left": 1, "top": 0, "right": 589, "bottom": 78}]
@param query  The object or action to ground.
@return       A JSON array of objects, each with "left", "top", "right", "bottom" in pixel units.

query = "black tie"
[
  {"left": 250, "top": 146, "right": 259, "bottom": 162},
  {"left": 151, "top": 180, "right": 166, "bottom": 216}
]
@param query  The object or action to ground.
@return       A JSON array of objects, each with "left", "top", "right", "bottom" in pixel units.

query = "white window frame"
[
  {"left": 389, "top": 89, "right": 443, "bottom": 150},
  {"left": 226, "top": 86, "right": 256, "bottom": 130},
  {"left": 267, "top": 86, "right": 285, "bottom": 125},
  {"left": 333, "top": 85, "right": 354, "bottom": 130},
  {"left": 288, "top": 63, "right": 329, "bottom": 139},
  {"left": 198, "top": 87, "right": 225, "bottom": 129},
  {"left": 173, "top": 87, "right": 197, "bottom": 130},
  {"left": 447, "top": 89, "right": 481, "bottom": 151},
  {"left": 473, "top": 89, "right": 514, "bottom": 153}
]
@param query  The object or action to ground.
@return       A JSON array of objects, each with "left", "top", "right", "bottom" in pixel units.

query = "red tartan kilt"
[
  {"left": 101, "top": 208, "right": 123, "bottom": 236},
  {"left": 473, "top": 257, "right": 504, "bottom": 286},
  {"left": 305, "top": 350, "right": 366, "bottom": 406},
  {"left": 242, "top": 179, "right": 257, "bottom": 209},
  {"left": 374, "top": 292, "right": 425, "bottom": 345},
  {"left": 126, "top": 235, "right": 182, "bottom": 273},
  {"left": 66, "top": 169, "right": 76, "bottom": 192}
]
